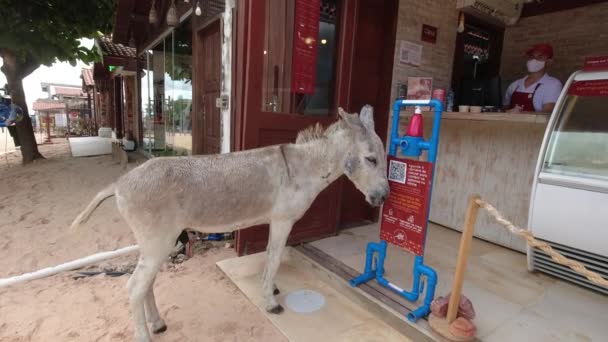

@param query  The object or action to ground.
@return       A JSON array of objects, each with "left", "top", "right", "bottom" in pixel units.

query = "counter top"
[{"left": 400, "top": 111, "right": 550, "bottom": 124}]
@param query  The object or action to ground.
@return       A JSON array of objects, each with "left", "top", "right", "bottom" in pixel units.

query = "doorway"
[
  {"left": 233, "top": 0, "right": 398, "bottom": 255},
  {"left": 450, "top": 14, "right": 505, "bottom": 108}
]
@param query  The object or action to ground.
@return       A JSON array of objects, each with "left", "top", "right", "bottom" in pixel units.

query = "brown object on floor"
[
  {"left": 430, "top": 293, "right": 475, "bottom": 320},
  {"left": 430, "top": 295, "right": 449, "bottom": 317},
  {"left": 430, "top": 195, "right": 480, "bottom": 341},
  {"left": 429, "top": 314, "right": 476, "bottom": 342},
  {"left": 449, "top": 317, "right": 476, "bottom": 339},
  {"left": 456, "top": 294, "right": 475, "bottom": 320}
]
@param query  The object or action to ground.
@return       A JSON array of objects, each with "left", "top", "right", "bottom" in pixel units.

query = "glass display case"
[{"left": 528, "top": 67, "right": 608, "bottom": 294}]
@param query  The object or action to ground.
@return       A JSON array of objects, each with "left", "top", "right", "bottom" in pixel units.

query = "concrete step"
[
  {"left": 217, "top": 246, "right": 414, "bottom": 342},
  {"left": 293, "top": 244, "right": 456, "bottom": 342}
]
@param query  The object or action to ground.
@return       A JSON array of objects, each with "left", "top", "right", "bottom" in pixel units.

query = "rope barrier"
[{"left": 475, "top": 198, "right": 608, "bottom": 288}]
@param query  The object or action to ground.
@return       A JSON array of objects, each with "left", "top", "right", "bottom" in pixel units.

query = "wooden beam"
[
  {"left": 113, "top": 0, "right": 138, "bottom": 44},
  {"left": 521, "top": 0, "right": 608, "bottom": 18}
]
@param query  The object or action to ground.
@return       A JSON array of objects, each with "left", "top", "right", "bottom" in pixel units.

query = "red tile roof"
[
  {"left": 81, "top": 68, "right": 94, "bottom": 87},
  {"left": 54, "top": 87, "right": 86, "bottom": 97},
  {"left": 98, "top": 36, "right": 137, "bottom": 59},
  {"left": 32, "top": 100, "right": 66, "bottom": 111}
]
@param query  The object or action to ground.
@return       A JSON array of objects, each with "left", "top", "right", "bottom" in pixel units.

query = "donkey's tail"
[{"left": 70, "top": 183, "right": 116, "bottom": 230}]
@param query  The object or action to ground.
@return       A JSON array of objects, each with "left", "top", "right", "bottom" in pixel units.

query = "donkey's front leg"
[{"left": 262, "top": 220, "right": 293, "bottom": 313}]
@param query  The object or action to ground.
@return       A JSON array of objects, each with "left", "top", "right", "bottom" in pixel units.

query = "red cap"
[{"left": 526, "top": 43, "right": 554, "bottom": 58}]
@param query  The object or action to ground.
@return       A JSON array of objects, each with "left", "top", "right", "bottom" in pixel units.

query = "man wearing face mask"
[{"left": 504, "top": 43, "right": 563, "bottom": 113}]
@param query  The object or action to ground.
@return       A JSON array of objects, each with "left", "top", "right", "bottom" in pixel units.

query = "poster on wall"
[
  {"left": 380, "top": 157, "right": 433, "bottom": 256},
  {"left": 421, "top": 24, "right": 438, "bottom": 44},
  {"left": 399, "top": 40, "right": 422, "bottom": 67},
  {"left": 406, "top": 77, "right": 433, "bottom": 111},
  {"left": 292, "top": 0, "right": 321, "bottom": 95}
]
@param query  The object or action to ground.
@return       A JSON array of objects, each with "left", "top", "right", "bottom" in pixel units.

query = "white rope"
[
  {"left": 0, "top": 245, "right": 139, "bottom": 288},
  {"left": 475, "top": 198, "right": 608, "bottom": 288}
]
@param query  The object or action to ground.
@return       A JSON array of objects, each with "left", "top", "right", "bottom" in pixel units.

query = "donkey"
[{"left": 71, "top": 105, "right": 389, "bottom": 342}]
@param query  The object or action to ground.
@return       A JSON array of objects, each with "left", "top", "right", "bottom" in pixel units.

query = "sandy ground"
[
  {"left": 0, "top": 140, "right": 286, "bottom": 342},
  {"left": 0, "top": 129, "right": 46, "bottom": 157}
]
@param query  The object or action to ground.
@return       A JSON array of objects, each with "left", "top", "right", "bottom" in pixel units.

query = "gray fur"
[{"left": 71, "top": 106, "right": 389, "bottom": 342}]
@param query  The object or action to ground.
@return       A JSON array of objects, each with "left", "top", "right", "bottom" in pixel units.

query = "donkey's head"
[{"left": 337, "top": 105, "right": 389, "bottom": 207}]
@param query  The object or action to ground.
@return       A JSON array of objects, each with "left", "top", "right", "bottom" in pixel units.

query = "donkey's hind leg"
[
  {"left": 145, "top": 277, "right": 167, "bottom": 334},
  {"left": 262, "top": 220, "right": 293, "bottom": 314},
  {"left": 128, "top": 236, "right": 176, "bottom": 342}
]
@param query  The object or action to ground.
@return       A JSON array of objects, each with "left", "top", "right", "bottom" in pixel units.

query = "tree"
[{"left": 0, "top": 1, "right": 116, "bottom": 163}]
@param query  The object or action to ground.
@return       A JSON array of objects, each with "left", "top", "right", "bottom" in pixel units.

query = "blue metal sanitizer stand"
[{"left": 350, "top": 98, "right": 444, "bottom": 322}]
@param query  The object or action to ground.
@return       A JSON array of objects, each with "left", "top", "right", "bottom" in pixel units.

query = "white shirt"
[{"left": 504, "top": 73, "right": 563, "bottom": 112}]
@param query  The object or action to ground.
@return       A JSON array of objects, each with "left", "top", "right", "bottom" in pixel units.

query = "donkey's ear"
[
  {"left": 338, "top": 107, "right": 349, "bottom": 121},
  {"left": 338, "top": 107, "right": 357, "bottom": 127},
  {"left": 359, "top": 104, "right": 375, "bottom": 132}
]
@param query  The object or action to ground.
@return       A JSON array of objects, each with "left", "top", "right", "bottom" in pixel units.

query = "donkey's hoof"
[
  {"left": 273, "top": 287, "right": 280, "bottom": 295},
  {"left": 267, "top": 304, "right": 284, "bottom": 314},
  {"left": 152, "top": 322, "right": 167, "bottom": 334}
]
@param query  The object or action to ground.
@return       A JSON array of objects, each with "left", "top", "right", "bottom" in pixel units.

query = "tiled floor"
[
  {"left": 217, "top": 248, "right": 411, "bottom": 342},
  {"left": 310, "top": 223, "right": 608, "bottom": 341}
]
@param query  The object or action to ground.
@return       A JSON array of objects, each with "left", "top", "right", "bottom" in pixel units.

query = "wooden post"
[
  {"left": 446, "top": 194, "right": 481, "bottom": 323},
  {"left": 45, "top": 112, "right": 52, "bottom": 143}
]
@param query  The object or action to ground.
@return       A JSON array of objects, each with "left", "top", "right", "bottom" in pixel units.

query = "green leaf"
[{"left": 0, "top": 0, "right": 117, "bottom": 69}]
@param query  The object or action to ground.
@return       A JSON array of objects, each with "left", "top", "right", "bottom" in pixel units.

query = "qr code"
[{"left": 389, "top": 160, "right": 407, "bottom": 184}]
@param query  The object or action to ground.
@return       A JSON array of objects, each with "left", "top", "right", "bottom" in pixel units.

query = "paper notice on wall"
[
  {"left": 399, "top": 40, "right": 422, "bottom": 67},
  {"left": 406, "top": 77, "right": 433, "bottom": 111}
]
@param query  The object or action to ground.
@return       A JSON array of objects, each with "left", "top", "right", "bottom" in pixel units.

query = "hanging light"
[
  {"left": 184, "top": 0, "right": 189, "bottom": 3},
  {"left": 457, "top": 12, "right": 465, "bottom": 33},
  {"left": 167, "top": 0, "right": 179, "bottom": 27},
  {"left": 129, "top": 35, "right": 136, "bottom": 47},
  {"left": 149, "top": 0, "right": 158, "bottom": 24},
  {"left": 195, "top": 0, "right": 202, "bottom": 16}
]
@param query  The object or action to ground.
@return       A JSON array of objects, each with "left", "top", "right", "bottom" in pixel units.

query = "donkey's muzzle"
[{"left": 369, "top": 187, "right": 390, "bottom": 207}]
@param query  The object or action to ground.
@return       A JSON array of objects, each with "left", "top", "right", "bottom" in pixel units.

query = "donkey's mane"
[{"left": 295, "top": 119, "right": 345, "bottom": 144}]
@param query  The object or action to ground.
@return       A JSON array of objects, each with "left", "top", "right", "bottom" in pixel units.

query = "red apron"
[{"left": 509, "top": 83, "right": 541, "bottom": 112}]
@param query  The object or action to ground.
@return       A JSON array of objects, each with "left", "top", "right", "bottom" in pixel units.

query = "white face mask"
[{"left": 527, "top": 59, "right": 546, "bottom": 73}]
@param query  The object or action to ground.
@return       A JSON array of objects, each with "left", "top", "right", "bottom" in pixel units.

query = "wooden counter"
[
  {"left": 397, "top": 111, "right": 550, "bottom": 252},
  {"left": 401, "top": 111, "right": 550, "bottom": 124}
]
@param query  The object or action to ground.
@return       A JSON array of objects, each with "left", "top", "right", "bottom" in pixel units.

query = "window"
[
  {"left": 164, "top": 19, "right": 193, "bottom": 156},
  {"left": 542, "top": 83, "right": 608, "bottom": 181},
  {"left": 140, "top": 17, "right": 193, "bottom": 156},
  {"left": 261, "top": 0, "right": 340, "bottom": 115}
]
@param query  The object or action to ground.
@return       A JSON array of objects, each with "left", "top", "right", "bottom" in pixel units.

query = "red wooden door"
[
  {"left": 336, "top": 0, "right": 398, "bottom": 228},
  {"left": 234, "top": 0, "right": 358, "bottom": 255},
  {"left": 193, "top": 20, "right": 222, "bottom": 155}
]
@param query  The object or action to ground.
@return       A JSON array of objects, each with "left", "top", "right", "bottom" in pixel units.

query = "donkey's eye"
[{"left": 365, "top": 157, "right": 377, "bottom": 166}]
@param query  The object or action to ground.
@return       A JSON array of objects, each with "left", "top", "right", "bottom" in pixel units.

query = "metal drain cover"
[{"left": 284, "top": 289, "right": 326, "bottom": 314}]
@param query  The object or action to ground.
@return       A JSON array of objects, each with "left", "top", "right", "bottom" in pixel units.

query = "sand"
[{"left": 0, "top": 140, "right": 286, "bottom": 342}]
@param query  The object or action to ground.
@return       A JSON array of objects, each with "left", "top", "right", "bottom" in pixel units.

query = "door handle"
[{"left": 265, "top": 94, "right": 278, "bottom": 112}]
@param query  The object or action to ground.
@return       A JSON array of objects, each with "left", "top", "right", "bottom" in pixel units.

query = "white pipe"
[
  {"left": 400, "top": 99, "right": 432, "bottom": 105},
  {"left": 0, "top": 245, "right": 139, "bottom": 288}
]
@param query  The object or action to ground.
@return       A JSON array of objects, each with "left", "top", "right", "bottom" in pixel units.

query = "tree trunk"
[
  {"left": 10, "top": 76, "right": 44, "bottom": 163},
  {"left": 1, "top": 50, "right": 44, "bottom": 163}
]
